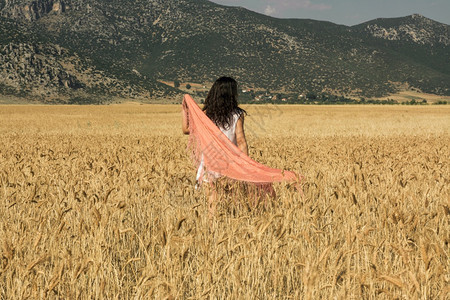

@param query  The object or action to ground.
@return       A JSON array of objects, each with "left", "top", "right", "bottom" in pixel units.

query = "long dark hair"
[{"left": 203, "top": 77, "right": 246, "bottom": 129}]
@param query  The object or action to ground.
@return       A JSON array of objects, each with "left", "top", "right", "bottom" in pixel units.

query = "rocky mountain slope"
[{"left": 1, "top": 0, "right": 449, "bottom": 103}]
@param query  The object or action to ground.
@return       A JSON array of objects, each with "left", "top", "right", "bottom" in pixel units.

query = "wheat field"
[{"left": 0, "top": 104, "right": 449, "bottom": 299}]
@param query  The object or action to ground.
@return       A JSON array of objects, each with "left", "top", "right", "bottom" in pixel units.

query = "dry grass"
[
  {"left": 0, "top": 104, "right": 449, "bottom": 299},
  {"left": 375, "top": 90, "right": 450, "bottom": 103}
]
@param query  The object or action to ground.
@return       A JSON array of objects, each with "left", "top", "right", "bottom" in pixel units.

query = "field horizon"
[{"left": 1, "top": 88, "right": 450, "bottom": 105}]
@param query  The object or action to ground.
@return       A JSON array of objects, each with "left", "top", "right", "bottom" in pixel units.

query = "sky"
[{"left": 209, "top": 0, "right": 450, "bottom": 26}]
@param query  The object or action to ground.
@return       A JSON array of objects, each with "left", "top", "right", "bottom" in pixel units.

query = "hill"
[{"left": 1, "top": 0, "right": 449, "bottom": 103}]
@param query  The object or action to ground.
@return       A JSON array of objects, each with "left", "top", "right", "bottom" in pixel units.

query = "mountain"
[
  {"left": 0, "top": 0, "right": 449, "bottom": 103},
  {"left": 352, "top": 14, "right": 450, "bottom": 96}
]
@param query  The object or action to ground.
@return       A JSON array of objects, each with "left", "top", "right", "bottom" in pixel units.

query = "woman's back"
[
  {"left": 196, "top": 111, "right": 241, "bottom": 183},
  {"left": 217, "top": 111, "right": 241, "bottom": 145}
]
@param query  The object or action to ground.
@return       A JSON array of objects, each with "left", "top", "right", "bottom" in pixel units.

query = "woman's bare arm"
[
  {"left": 182, "top": 100, "right": 190, "bottom": 135},
  {"left": 236, "top": 114, "right": 248, "bottom": 155}
]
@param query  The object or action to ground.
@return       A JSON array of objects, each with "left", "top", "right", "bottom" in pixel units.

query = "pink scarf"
[{"left": 184, "top": 94, "right": 302, "bottom": 185}]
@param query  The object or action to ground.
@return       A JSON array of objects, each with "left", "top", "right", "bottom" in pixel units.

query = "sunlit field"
[{"left": 0, "top": 104, "right": 449, "bottom": 299}]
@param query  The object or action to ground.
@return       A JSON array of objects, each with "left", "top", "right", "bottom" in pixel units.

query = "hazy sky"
[{"left": 210, "top": 0, "right": 450, "bottom": 26}]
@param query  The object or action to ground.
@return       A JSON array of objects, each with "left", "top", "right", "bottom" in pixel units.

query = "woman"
[
  {"left": 182, "top": 77, "right": 300, "bottom": 213},
  {"left": 182, "top": 77, "right": 248, "bottom": 183}
]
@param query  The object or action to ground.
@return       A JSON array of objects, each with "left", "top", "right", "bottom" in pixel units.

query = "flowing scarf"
[{"left": 184, "top": 94, "right": 302, "bottom": 185}]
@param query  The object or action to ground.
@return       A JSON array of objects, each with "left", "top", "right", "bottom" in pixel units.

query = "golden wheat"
[{"left": 0, "top": 104, "right": 449, "bottom": 299}]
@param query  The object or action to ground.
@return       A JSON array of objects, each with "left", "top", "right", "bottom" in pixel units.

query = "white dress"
[{"left": 196, "top": 112, "right": 241, "bottom": 184}]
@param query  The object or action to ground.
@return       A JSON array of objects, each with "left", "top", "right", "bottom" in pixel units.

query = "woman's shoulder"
[
  {"left": 231, "top": 109, "right": 245, "bottom": 128},
  {"left": 235, "top": 108, "right": 246, "bottom": 122},
  {"left": 233, "top": 109, "right": 244, "bottom": 120},
  {"left": 235, "top": 107, "right": 246, "bottom": 117}
]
